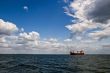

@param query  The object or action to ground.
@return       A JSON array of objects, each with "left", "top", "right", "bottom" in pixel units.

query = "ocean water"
[{"left": 0, "top": 54, "right": 110, "bottom": 73}]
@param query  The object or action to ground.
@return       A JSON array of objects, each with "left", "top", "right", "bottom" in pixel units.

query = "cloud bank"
[
  {"left": 63, "top": 0, "right": 110, "bottom": 54},
  {"left": 65, "top": 0, "right": 110, "bottom": 40},
  {"left": 0, "top": 19, "right": 98, "bottom": 54},
  {"left": 0, "top": 19, "right": 69, "bottom": 54}
]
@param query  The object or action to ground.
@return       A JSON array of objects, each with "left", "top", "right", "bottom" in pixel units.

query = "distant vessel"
[{"left": 70, "top": 50, "right": 85, "bottom": 55}]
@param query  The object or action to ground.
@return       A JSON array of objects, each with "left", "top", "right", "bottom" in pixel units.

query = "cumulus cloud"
[
  {"left": 0, "top": 19, "right": 18, "bottom": 35},
  {"left": 0, "top": 19, "right": 68, "bottom": 54},
  {"left": 64, "top": 0, "right": 110, "bottom": 40},
  {"left": 89, "top": 28, "right": 110, "bottom": 40},
  {"left": 10, "top": 31, "right": 40, "bottom": 50},
  {"left": 0, "top": 19, "right": 41, "bottom": 53},
  {"left": 65, "top": 20, "right": 97, "bottom": 33},
  {"left": 37, "top": 38, "right": 64, "bottom": 50},
  {"left": 0, "top": 19, "right": 71, "bottom": 54},
  {"left": 19, "top": 31, "right": 40, "bottom": 41}
]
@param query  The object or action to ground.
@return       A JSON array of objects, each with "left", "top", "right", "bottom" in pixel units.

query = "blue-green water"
[{"left": 0, "top": 54, "right": 110, "bottom": 73}]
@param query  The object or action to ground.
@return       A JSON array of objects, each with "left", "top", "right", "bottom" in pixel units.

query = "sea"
[{"left": 0, "top": 54, "right": 110, "bottom": 73}]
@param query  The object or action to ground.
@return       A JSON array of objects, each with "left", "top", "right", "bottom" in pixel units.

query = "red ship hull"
[
  {"left": 70, "top": 50, "right": 85, "bottom": 55},
  {"left": 70, "top": 52, "right": 84, "bottom": 55}
]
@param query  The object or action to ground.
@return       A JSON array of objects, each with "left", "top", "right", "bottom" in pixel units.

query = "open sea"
[{"left": 0, "top": 54, "right": 110, "bottom": 73}]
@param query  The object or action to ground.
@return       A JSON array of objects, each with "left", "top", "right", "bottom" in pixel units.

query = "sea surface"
[{"left": 0, "top": 54, "right": 110, "bottom": 73}]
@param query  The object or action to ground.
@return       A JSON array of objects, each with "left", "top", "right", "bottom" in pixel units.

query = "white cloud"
[
  {"left": 0, "top": 19, "right": 18, "bottom": 35},
  {"left": 23, "top": 6, "right": 28, "bottom": 11},
  {"left": 65, "top": 20, "right": 97, "bottom": 33},
  {"left": 65, "top": 0, "right": 110, "bottom": 40},
  {"left": 19, "top": 31, "right": 40, "bottom": 41},
  {"left": 63, "top": 0, "right": 110, "bottom": 54},
  {"left": 0, "top": 19, "right": 41, "bottom": 53},
  {"left": 10, "top": 31, "right": 40, "bottom": 50},
  {"left": 89, "top": 27, "right": 110, "bottom": 40},
  {"left": 0, "top": 37, "right": 6, "bottom": 43},
  {"left": 64, "top": 39, "right": 72, "bottom": 42}
]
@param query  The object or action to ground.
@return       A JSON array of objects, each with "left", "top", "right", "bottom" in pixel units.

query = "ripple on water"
[{"left": 0, "top": 54, "right": 110, "bottom": 73}]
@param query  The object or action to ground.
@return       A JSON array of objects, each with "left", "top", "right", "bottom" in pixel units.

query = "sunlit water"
[{"left": 0, "top": 54, "right": 110, "bottom": 73}]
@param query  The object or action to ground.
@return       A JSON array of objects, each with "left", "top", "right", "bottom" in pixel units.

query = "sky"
[
  {"left": 0, "top": 0, "right": 72, "bottom": 39},
  {"left": 0, "top": 0, "right": 110, "bottom": 54}
]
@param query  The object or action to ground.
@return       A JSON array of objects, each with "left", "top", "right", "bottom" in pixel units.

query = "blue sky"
[{"left": 0, "top": 0, "right": 72, "bottom": 39}]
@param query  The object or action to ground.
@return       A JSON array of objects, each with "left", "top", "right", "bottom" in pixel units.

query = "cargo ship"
[{"left": 70, "top": 50, "right": 84, "bottom": 55}]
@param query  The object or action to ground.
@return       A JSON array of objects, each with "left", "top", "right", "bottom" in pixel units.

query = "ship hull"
[{"left": 70, "top": 53, "right": 84, "bottom": 55}]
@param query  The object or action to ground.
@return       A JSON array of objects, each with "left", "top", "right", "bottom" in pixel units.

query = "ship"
[{"left": 70, "top": 50, "right": 85, "bottom": 55}]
